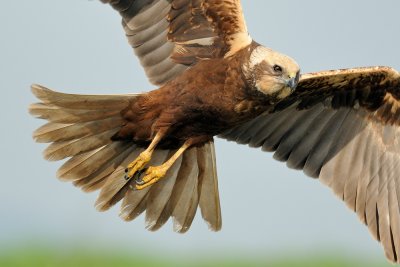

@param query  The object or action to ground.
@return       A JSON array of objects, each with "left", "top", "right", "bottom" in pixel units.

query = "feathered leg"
[
  {"left": 124, "top": 131, "right": 164, "bottom": 181},
  {"left": 135, "top": 138, "right": 195, "bottom": 190}
]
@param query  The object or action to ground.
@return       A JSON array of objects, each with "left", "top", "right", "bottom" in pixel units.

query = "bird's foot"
[
  {"left": 124, "top": 151, "right": 152, "bottom": 181},
  {"left": 135, "top": 165, "right": 168, "bottom": 190}
]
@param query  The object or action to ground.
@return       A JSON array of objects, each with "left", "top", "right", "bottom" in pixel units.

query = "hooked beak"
[{"left": 286, "top": 72, "right": 300, "bottom": 91}]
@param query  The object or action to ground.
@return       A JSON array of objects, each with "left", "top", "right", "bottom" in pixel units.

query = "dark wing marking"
[
  {"left": 220, "top": 66, "right": 400, "bottom": 263},
  {"left": 100, "top": 0, "right": 251, "bottom": 86}
]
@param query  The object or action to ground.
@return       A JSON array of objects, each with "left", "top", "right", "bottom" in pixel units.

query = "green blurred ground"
[{"left": 0, "top": 247, "right": 393, "bottom": 267}]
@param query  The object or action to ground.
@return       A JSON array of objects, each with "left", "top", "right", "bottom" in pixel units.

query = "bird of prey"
[{"left": 30, "top": 0, "right": 400, "bottom": 262}]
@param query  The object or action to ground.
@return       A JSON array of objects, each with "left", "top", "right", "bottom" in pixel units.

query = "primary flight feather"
[{"left": 30, "top": 0, "right": 400, "bottom": 262}]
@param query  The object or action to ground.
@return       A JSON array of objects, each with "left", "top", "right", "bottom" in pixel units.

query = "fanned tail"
[{"left": 29, "top": 84, "right": 222, "bottom": 232}]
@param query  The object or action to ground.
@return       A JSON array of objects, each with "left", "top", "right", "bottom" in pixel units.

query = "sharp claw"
[
  {"left": 135, "top": 179, "right": 145, "bottom": 186},
  {"left": 135, "top": 174, "right": 144, "bottom": 185},
  {"left": 134, "top": 168, "right": 147, "bottom": 185},
  {"left": 124, "top": 152, "right": 150, "bottom": 182},
  {"left": 134, "top": 166, "right": 169, "bottom": 190}
]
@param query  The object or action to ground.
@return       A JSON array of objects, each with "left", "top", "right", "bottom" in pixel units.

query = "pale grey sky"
[{"left": 1, "top": 0, "right": 400, "bottom": 261}]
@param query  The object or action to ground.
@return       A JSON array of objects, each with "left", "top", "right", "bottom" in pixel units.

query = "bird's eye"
[{"left": 273, "top": 65, "right": 283, "bottom": 73}]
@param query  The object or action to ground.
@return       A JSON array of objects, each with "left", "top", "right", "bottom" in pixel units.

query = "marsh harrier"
[{"left": 30, "top": 0, "right": 400, "bottom": 262}]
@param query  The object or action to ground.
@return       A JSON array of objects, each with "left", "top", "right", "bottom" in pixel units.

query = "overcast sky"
[{"left": 1, "top": 0, "right": 400, "bottom": 261}]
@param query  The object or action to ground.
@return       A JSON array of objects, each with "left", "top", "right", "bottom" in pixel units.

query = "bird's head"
[{"left": 244, "top": 46, "right": 300, "bottom": 99}]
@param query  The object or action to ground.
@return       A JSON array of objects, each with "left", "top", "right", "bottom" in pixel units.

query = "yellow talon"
[
  {"left": 125, "top": 151, "right": 152, "bottom": 179},
  {"left": 135, "top": 165, "right": 168, "bottom": 190},
  {"left": 124, "top": 131, "right": 166, "bottom": 181},
  {"left": 131, "top": 137, "right": 194, "bottom": 190}
]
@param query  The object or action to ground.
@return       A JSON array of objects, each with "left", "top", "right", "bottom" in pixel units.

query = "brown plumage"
[
  {"left": 112, "top": 44, "right": 272, "bottom": 148},
  {"left": 30, "top": 0, "right": 400, "bottom": 263}
]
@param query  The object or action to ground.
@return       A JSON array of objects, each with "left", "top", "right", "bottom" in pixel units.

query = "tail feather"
[
  {"left": 29, "top": 103, "right": 123, "bottom": 124},
  {"left": 43, "top": 129, "right": 116, "bottom": 161},
  {"left": 145, "top": 150, "right": 183, "bottom": 231},
  {"left": 31, "top": 84, "right": 134, "bottom": 110},
  {"left": 181, "top": 183, "right": 199, "bottom": 233},
  {"left": 120, "top": 189, "right": 150, "bottom": 222},
  {"left": 31, "top": 84, "right": 222, "bottom": 232},
  {"left": 73, "top": 147, "right": 134, "bottom": 192},
  {"left": 198, "top": 142, "right": 222, "bottom": 231},
  {"left": 118, "top": 150, "right": 170, "bottom": 220},
  {"left": 147, "top": 201, "right": 173, "bottom": 232},
  {"left": 34, "top": 118, "right": 124, "bottom": 143},
  {"left": 94, "top": 148, "right": 145, "bottom": 212},
  {"left": 57, "top": 142, "right": 131, "bottom": 181},
  {"left": 170, "top": 149, "right": 200, "bottom": 233},
  {"left": 81, "top": 175, "right": 109, "bottom": 193}
]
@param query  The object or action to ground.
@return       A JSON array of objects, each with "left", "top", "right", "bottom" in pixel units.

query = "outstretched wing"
[
  {"left": 220, "top": 66, "right": 400, "bottom": 263},
  {"left": 100, "top": 0, "right": 251, "bottom": 86}
]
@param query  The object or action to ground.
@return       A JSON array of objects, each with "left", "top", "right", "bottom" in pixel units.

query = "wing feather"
[
  {"left": 389, "top": 175, "right": 400, "bottom": 261},
  {"left": 303, "top": 108, "right": 351, "bottom": 177},
  {"left": 220, "top": 66, "right": 400, "bottom": 262},
  {"left": 271, "top": 105, "right": 326, "bottom": 158},
  {"left": 355, "top": 129, "right": 375, "bottom": 224},
  {"left": 248, "top": 111, "right": 292, "bottom": 148},
  {"left": 101, "top": 0, "right": 251, "bottom": 86}
]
